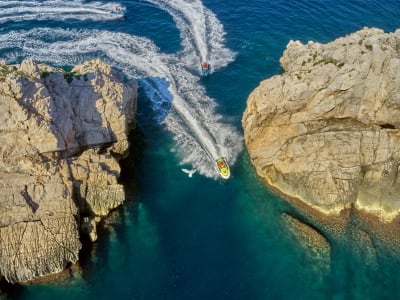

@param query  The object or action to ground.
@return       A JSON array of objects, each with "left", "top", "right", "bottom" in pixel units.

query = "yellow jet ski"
[{"left": 216, "top": 157, "right": 230, "bottom": 179}]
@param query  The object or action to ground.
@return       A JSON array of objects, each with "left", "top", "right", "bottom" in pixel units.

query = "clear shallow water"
[{"left": 1, "top": 0, "right": 400, "bottom": 299}]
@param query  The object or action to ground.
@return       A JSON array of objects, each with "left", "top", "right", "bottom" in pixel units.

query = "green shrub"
[
  {"left": 63, "top": 71, "right": 75, "bottom": 84},
  {"left": 15, "top": 70, "right": 25, "bottom": 77},
  {"left": 40, "top": 70, "right": 50, "bottom": 79}
]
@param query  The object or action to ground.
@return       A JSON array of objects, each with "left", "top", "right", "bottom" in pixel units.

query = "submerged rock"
[
  {"left": 281, "top": 213, "right": 331, "bottom": 273},
  {"left": 0, "top": 58, "right": 137, "bottom": 283},
  {"left": 243, "top": 28, "right": 400, "bottom": 222}
]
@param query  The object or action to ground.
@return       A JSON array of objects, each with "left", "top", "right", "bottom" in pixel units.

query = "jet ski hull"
[
  {"left": 201, "top": 63, "right": 211, "bottom": 77},
  {"left": 111, "top": 9, "right": 126, "bottom": 17},
  {"left": 216, "top": 157, "right": 230, "bottom": 179}
]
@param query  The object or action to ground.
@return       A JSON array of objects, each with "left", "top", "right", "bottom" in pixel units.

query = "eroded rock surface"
[
  {"left": 0, "top": 58, "right": 136, "bottom": 283},
  {"left": 243, "top": 28, "right": 400, "bottom": 221}
]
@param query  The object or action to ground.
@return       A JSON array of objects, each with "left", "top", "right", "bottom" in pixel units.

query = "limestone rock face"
[
  {"left": 242, "top": 28, "right": 400, "bottom": 221},
  {"left": 0, "top": 58, "right": 137, "bottom": 283}
]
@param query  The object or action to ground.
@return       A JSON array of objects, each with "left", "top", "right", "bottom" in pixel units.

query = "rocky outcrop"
[
  {"left": 242, "top": 28, "right": 400, "bottom": 222},
  {"left": 281, "top": 213, "right": 330, "bottom": 273},
  {"left": 0, "top": 58, "right": 137, "bottom": 283}
]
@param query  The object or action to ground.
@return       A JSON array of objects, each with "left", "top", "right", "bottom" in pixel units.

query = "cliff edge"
[
  {"left": 0, "top": 58, "right": 137, "bottom": 283},
  {"left": 243, "top": 28, "right": 400, "bottom": 222}
]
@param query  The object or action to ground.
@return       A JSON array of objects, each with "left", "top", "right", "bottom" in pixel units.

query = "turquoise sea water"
[{"left": 1, "top": 0, "right": 400, "bottom": 299}]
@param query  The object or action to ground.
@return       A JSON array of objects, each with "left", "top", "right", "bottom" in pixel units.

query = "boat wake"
[
  {"left": 143, "top": 0, "right": 235, "bottom": 72},
  {"left": 0, "top": 0, "right": 125, "bottom": 23},
  {"left": 0, "top": 1, "right": 243, "bottom": 179}
]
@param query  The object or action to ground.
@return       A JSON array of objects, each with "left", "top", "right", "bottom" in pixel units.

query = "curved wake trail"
[
  {"left": 0, "top": 28, "right": 243, "bottom": 179},
  {"left": 0, "top": 0, "right": 125, "bottom": 23},
  {"left": 143, "top": 0, "right": 235, "bottom": 72}
]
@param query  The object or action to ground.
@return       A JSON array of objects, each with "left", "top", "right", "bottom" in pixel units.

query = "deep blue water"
[{"left": 1, "top": 0, "right": 400, "bottom": 299}]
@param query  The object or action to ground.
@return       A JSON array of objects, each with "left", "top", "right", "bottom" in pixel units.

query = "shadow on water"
[
  {"left": 0, "top": 280, "right": 25, "bottom": 300},
  {"left": 69, "top": 97, "right": 164, "bottom": 299}
]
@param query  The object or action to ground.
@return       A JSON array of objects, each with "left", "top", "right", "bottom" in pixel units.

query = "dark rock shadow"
[
  {"left": 0, "top": 279, "right": 25, "bottom": 300},
  {"left": 20, "top": 185, "right": 39, "bottom": 213}
]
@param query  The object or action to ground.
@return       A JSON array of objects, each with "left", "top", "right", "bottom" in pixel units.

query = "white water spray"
[
  {"left": 143, "top": 0, "right": 235, "bottom": 71},
  {"left": 0, "top": 0, "right": 242, "bottom": 179},
  {"left": 0, "top": 0, "right": 125, "bottom": 23}
]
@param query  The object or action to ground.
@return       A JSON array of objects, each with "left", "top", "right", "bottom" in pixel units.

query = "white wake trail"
[
  {"left": 0, "top": 0, "right": 125, "bottom": 23},
  {"left": 143, "top": 0, "right": 235, "bottom": 72},
  {"left": 0, "top": 28, "right": 242, "bottom": 179}
]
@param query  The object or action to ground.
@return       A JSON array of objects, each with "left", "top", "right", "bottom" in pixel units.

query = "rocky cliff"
[
  {"left": 0, "top": 58, "right": 137, "bottom": 283},
  {"left": 243, "top": 28, "right": 400, "bottom": 223}
]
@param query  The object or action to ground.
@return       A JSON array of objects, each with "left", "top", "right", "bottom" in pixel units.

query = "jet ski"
[
  {"left": 216, "top": 157, "right": 230, "bottom": 179},
  {"left": 111, "top": 6, "right": 126, "bottom": 16},
  {"left": 201, "top": 62, "right": 211, "bottom": 77}
]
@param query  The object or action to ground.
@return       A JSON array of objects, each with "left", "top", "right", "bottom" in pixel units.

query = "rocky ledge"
[
  {"left": 0, "top": 58, "right": 137, "bottom": 283},
  {"left": 243, "top": 28, "right": 400, "bottom": 224}
]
